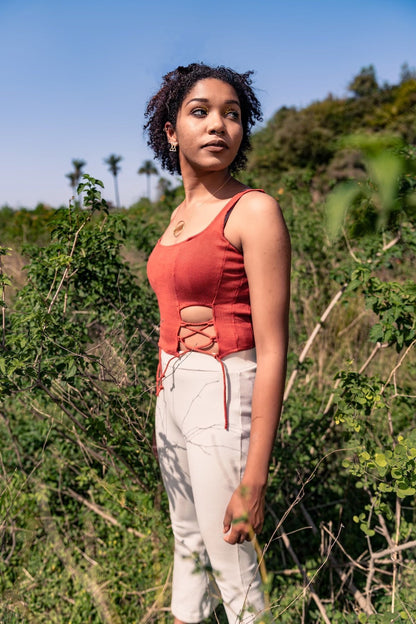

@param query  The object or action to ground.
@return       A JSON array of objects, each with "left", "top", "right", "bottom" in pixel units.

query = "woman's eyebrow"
[{"left": 184, "top": 97, "right": 241, "bottom": 107}]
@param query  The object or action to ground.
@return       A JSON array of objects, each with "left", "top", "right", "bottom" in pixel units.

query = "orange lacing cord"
[
  {"left": 156, "top": 322, "right": 229, "bottom": 429},
  {"left": 178, "top": 321, "right": 217, "bottom": 351},
  {"left": 216, "top": 355, "right": 228, "bottom": 430}
]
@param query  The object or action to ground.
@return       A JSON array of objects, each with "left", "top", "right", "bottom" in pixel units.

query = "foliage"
[
  {"left": 1, "top": 69, "right": 416, "bottom": 622},
  {"left": 247, "top": 75, "right": 416, "bottom": 190},
  {"left": 326, "top": 135, "right": 416, "bottom": 237},
  {"left": 0, "top": 204, "right": 58, "bottom": 248},
  {"left": 137, "top": 160, "right": 159, "bottom": 201},
  {"left": 104, "top": 155, "right": 123, "bottom": 208},
  {"left": 66, "top": 159, "right": 87, "bottom": 198},
  {"left": 260, "top": 133, "right": 415, "bottom": 622},
  {"left": 1, "top": 175, "right": 168, "bottom": 622},
  {"left": 348, "top": 65, "right": 379, "bottom": 98}
]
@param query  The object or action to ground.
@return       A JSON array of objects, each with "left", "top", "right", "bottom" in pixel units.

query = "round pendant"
[{"left": 173, "top": 220, "right": 185, "bottom": 237}]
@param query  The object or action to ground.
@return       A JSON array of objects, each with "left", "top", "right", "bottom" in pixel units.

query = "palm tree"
[
  {"left": 156, "top": 176, "right": 173, "bottom": 199},
  {"left": 65, "top": 159, "right": 86, "bottom": 202},
  {"left": 138, "top": 160, "right": 158, "bottom": 200},
  {"left": 65, "top": 171, "right": 78, "bottom": 196},
  {"left": 104, "top": 154, "right": 123, "bottom": 208}
]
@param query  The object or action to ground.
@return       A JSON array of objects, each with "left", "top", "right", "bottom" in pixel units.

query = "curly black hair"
[{"left": 144, "top": 63, "right": 262, "bottom": 175}]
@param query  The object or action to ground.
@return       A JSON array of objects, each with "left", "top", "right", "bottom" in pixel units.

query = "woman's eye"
[
  {"left": 191, "top": 108, "right": 208, "bottom": 117},
  {"left": 225, "top": 109, "right": 240, "bottom": 120}
]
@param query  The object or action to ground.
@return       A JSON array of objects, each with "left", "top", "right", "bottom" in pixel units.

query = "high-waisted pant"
[{"left": 155, "top": 349, "right": 265, "bottom": 624}]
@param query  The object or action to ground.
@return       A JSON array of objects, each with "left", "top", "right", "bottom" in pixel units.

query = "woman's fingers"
[
  {"left": 223, "top": 519, "right": 252, "bottom": 544},
  {"left": 223, "top": 487, "right": 264, "bottom": 543}
]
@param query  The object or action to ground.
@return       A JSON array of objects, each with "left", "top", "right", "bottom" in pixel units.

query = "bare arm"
[{"left": 223, "top": 192, "right": 291, "bottom": 544}]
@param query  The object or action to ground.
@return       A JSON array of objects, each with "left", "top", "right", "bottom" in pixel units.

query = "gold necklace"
[
  {"left": 173, "top": 175, "right": 232, "bottom": 237},
  {"left": 173, "top": 220, "right": 186, "bottom": 237}
]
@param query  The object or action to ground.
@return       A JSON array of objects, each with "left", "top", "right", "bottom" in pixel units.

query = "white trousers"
[{"left": 155, "top": 349, "right": 265, "bottom": 624}]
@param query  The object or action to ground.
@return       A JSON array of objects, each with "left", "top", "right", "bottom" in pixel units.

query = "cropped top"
[{"left": 147, "top": 188, "right": 263, "bottom": 427}]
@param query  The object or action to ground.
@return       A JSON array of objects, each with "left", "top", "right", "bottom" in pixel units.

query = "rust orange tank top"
[{"left": 147, "top": 189, "right": 263, "bottom": 358}]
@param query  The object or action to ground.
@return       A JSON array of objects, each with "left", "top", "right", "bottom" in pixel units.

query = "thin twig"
[
  {"left": 371, "top": 539, "right": 416, "bottom": 561},
  {"left": 329, "top": 553, "right": 375, "bottom": 614},
  {"left": 322, "top": 341, "right": 388, "bottom": 416},
  {"left": 321, "top": 524, "right": 368, "bottom": 573},
  {"left": 141, "top": 563, "right": 173, "bottom": 624},
  {"left": 38, "top": 484, "right": 121, "bottom": 624},
  {"left": 284, "top": 231, "right": 401, "bottom": 404},
  {"left": 284, "top": 284, "right": 348, "bottom": 402},
  {"left": 63, "top": 487, "right": 146, "bottom": 538},
  {"left": 47, "top": 214, "right": 92, "bottom": 313},
  {"left": 278, "top": 526, "right": 333, "bottom": 624},
  {"left": 299, "top": 501, "right": 374, "bottom": 614},
  {"left": 337, "top": 309, "right": 369, "bottom": 337},
  {"left": 342, "top": 227, "right": 360, "bottom": 262},
  {"left": 381, "top": 340, "right": 416, "bottom": 394}
]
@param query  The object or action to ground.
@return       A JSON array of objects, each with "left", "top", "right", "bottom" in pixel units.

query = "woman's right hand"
[{"left": 223, "top": 482, "right": 265, "bottom": 544}]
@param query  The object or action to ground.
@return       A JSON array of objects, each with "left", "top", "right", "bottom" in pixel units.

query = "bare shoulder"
[
  {"left": 237, "top": 191, "right": 290, "bottom": 242},
  {"left": 239, "top": 189, "right": 278, "bottom": 211}
]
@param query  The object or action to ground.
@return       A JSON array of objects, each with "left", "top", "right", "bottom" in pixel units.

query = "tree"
[
  {"left": 104, "top": 154, "right": 123, "bottom": 208},
  {"left": 156, "top": 177, "right": 173, "bottom": 200},
  {"left": 138, "top": 160, "right": 158, "bottom": 200},
  {"left": 399, "top": 62, "right": 416, "bottom": 83},
  {"left": 65, "top": 159, "right": 86, "bottom": 201},
  {"left": 348, "top": 65, "right": 379, "bottom": 97}
]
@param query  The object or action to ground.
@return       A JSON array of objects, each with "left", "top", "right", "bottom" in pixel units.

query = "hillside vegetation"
[{"left": 1, "top": 69, "right": 416, "bottom": 623}]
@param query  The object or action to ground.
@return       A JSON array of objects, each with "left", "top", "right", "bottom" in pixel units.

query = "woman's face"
[{"left": 165, "top": 78, "right": 243, "bottom": 174}]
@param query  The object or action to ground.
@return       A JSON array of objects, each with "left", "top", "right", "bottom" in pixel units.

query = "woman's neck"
[{"left": 182, "top": 170, "right": 232, "bottom": 204}]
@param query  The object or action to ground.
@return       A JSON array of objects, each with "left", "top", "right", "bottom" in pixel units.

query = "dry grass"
[{"left": 2, "top": 251, "right": 27, "bottom": 303}]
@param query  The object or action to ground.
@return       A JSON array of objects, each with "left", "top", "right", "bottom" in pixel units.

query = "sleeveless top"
[{"left": 147, "top": 188, "right": 263, "bottom": 427}]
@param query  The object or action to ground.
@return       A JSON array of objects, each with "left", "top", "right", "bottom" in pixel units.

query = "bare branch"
[
  {"left": 284, "top": 283, "right": 347, "bottom": 402},
  {"left": 278, "top": 526, "right": 332, "bottom": 624},
  {"left": 329, "top": 554, "right": 375, "bottom": 614},
  {"left": 38, "top": 484, "right": 122, "bottom": 624},
  {"left": 47, "top": 214, "right": 92, "bottom": 314},
  {"left": 299, "top": 501, "right": 375, "bottom": 614},
  {"left": 381, "top": 339, "right": 416, "bottom": 394},
  {"left": 63, "top": 487, "right": 146, "bottom": 538},
  {"left": 371, "top": 539, "right": 416, "bottom": 561},
  {"left": 284, "top": 230, "right": 401, "bottom": 404}
]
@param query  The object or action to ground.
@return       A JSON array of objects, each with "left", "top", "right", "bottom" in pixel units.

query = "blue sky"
[{"left": 1, "top": 0, "right": 415, "bottom": 209}]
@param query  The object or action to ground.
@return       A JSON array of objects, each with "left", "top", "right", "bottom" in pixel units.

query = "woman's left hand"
[{"left": 223, "top": 482, "right": 266, "bottom": 544}]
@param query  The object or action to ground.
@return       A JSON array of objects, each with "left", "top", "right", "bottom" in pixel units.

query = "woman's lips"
[{"left": 202, "top": 141, "right": 228, "bottom": 151}]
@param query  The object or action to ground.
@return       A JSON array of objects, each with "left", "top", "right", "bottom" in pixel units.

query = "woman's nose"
[{"left": 208, "top": 113, "right": 225, "bottom": 134}]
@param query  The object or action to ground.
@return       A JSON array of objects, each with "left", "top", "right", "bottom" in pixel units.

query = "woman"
[{"left": 145, "top": 63, "right": 290, "bottom": 624}]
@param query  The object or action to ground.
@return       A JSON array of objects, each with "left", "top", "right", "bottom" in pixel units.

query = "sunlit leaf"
[{"left": 325, "top": 181, "right": 362, "bottom": 240}]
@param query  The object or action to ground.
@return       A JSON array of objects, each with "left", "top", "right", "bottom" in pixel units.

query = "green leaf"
[
  {"left": 374, "top": 453, "right": 387, "bottom": 467},
  {"left": 325, "top": 182, "right": 362, "bottom": 241},
  {"left": 378, "top": 483, "right": 392, "bottom": 493},
  {"left": 360, "top": 523, "right": 375, "bottom": 537},
  {"left": 397, "top": 486, "right": 416, "bottom": 499},
  {"left": 66, "top": 362, "right": 77, "bottom": 379},
  {"left": 366, "top": 151, "right": 403, "bottom": 229}
]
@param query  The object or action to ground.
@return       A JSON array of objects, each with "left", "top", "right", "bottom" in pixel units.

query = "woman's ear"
[{"left": 164, "top": 122, "right": 177, "bottom": 144}]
